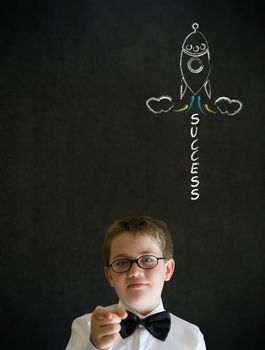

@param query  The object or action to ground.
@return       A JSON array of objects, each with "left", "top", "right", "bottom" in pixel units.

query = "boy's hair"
[{"left": 102, "top": 216, "right": 174, "bottom": 265}]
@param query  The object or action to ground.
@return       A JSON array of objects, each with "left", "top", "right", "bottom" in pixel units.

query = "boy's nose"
[{"left": 128, "top": 261, "right": 144, "bottom": 278}]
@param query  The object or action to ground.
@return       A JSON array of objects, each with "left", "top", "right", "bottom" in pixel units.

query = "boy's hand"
[{"left": 90, "top": 306, "right": 127, "bottom": 350}]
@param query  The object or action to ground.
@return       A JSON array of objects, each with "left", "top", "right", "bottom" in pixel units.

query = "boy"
[{"left": 65, "top": 216, "right": 206, "bottom": 349}]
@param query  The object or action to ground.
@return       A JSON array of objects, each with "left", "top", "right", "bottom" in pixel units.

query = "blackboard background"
[{"left": 1, "top": 0, "right": 264, "bottom": 349}]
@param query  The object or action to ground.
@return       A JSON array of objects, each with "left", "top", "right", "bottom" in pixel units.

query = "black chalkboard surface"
[{"left": 1, "top": 1, "right": 264, "bottom": 349}]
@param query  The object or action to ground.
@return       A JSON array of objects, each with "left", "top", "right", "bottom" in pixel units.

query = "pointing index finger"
[
  {"left": 94, "top": 306, "right": 113, "bottom": 320},
  {"left": 94, "top": 306, "right": 127, "bottom": 321},
  {"left": 112, "top": 308, "right": 127, "bottom": 320}
]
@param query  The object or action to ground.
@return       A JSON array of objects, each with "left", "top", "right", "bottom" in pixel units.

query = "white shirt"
[{"left": 65, "top": 300, "right": 206, "bottom": 350}]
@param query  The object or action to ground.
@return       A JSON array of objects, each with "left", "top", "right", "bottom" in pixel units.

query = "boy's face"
[{"left": 104, "top": 232, "right": 175, "bottom": 315}]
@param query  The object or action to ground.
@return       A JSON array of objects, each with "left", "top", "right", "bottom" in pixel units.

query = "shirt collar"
[{"left": 118, "top": 299, "right": 165, "bottom": 319}]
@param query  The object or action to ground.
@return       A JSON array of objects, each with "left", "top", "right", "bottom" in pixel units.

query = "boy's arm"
[
  {"left": 197, "top": 331, "right": 207, "bottom": 350},
  {"left": 65, "top": 314, "right": 99, "bottom": 350}
]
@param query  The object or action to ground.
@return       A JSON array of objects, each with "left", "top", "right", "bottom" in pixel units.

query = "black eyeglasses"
[{"left": 107, "top": 255, "right": 168, "bottom": 273}]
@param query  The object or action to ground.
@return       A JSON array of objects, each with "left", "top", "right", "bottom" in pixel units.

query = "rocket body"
[{"left": 180, "top": 24, "right": 211, "bottom": 99}]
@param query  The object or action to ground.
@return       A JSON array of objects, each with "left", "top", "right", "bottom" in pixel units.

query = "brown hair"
[{"left": 102, "top": 216, "right": 174, "bottom": 265}]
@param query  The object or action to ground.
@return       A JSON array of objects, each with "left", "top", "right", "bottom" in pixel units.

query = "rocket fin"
[
  {"left": 204, "top": 80, "right": 211, "bottom": 99},
  {"left": 180, "top": 78, "right": 188, "bottom": 100}
]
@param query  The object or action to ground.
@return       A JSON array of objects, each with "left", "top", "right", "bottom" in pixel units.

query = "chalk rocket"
[{"left": 180, "top": 23, "right": 211, "bottom": 100}]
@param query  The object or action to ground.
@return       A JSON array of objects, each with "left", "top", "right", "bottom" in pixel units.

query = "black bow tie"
[{"left": 120, "top": 310, "right": 171, "bottom": 341}]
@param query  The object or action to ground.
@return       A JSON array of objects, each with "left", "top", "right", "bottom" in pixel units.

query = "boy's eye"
[
  {"left": 115, "top": 260, "right": 129, "bottom": 266},
  {"left": 142, "top": 256, "right": 152, "bottom": 262},
  {"left": 110, "top": 259, "right": 132, "bottom": 272},
  {"left": 140, "top": 255, "right": 157, "bottom": 266}
]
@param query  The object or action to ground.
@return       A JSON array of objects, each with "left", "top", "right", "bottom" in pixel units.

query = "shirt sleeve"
[
  {"left": 196, "top": 331, "right": 207, "bottom": 350},
  {"left": 65, "top": 314, "right": 101, "bottom": 350}
]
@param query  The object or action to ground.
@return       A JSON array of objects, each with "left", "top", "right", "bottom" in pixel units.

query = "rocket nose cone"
[{"left": 182, "top": 31, "right": 209, "bottom": 54}]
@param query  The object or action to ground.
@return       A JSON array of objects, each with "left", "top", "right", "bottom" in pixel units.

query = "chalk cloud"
[
  {"left": 214, "top": 97, "right": 243, "bottom": 116},
  {"left": 146, "top": 95, "right": 174, "bottom": 114}
]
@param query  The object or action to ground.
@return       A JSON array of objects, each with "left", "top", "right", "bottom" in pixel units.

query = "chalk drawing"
[
  {"left": 146, "top": 22, "right": 243, "bottom": 116},
  {"left": 215, "top": 97, "right": 243, "bottom": 116},
  {"left": 146, "top": 95, "right": 174, "bottom": 114},
  {"left": 190, "top": 113, "right": 200, "bottom": 200},
  {"left": 179, "top": 23, "right": 211, "bottom": 108},
  {"left": 145, "top": 23, "right": 243, "bottom": 200}
]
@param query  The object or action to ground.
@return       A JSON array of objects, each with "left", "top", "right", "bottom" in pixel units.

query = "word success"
[{"left": 190, "top": 113, "right": 200, "bottom": 200}]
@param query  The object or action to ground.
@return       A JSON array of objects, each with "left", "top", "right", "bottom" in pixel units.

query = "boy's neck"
[{"left": 118, "top": 299, "right": 164, "bottom": 318}]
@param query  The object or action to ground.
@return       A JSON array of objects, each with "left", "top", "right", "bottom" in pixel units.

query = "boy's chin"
[{"left": 121, "top": 294, "right": 159, "bottom": 315}]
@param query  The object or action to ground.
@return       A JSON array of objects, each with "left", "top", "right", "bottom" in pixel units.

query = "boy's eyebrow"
[
  {"left": 111, "top": 254, "right": 133, "bottom": 260},
  {"left": 111, "top": 251, "right": 162, "bottom": 261},
  {"left": 111, "top": 254, "right": 129, "bottom": 260}
]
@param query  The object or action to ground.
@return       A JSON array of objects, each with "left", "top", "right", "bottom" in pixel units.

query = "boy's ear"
[
  {"left": 104, "top": 266, "right": 114, "bottom": 287},
  {"left": 164, "top": 258, "right": 175, "bottom": 281}
]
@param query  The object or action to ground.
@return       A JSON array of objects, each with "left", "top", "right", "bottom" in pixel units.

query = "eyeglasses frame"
[{"left": 106, "top": 255, "right": 169, "bottom": 273}]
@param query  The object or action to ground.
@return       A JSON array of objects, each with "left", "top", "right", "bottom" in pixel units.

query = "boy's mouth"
[{"left": 127, "top": 282, "right": 148, "bottom": 289}]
